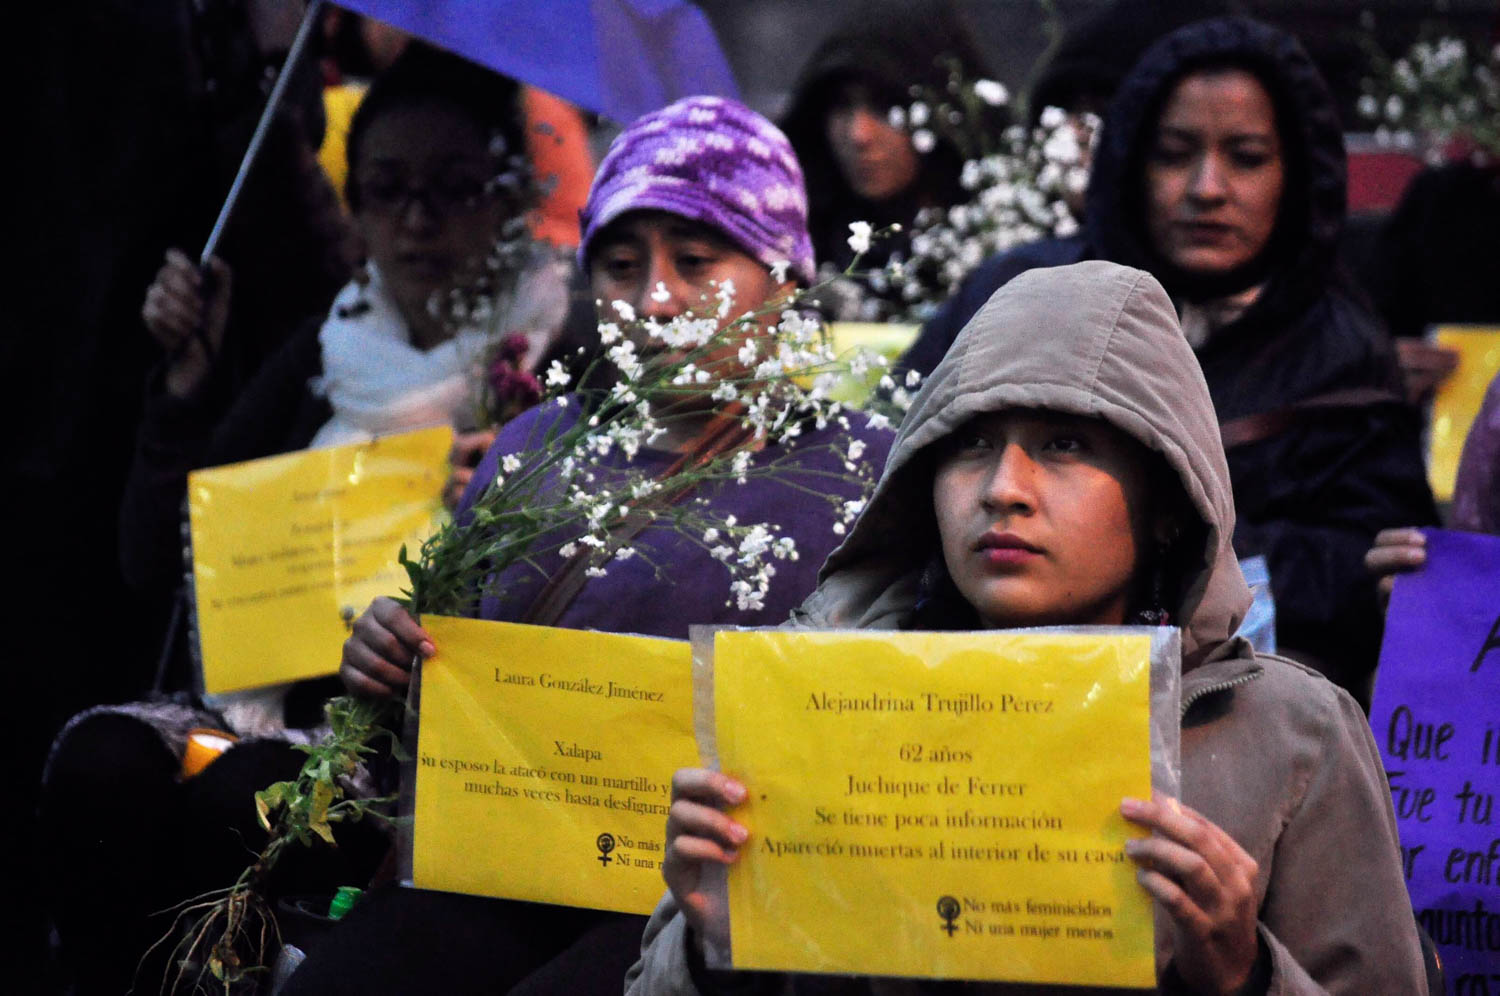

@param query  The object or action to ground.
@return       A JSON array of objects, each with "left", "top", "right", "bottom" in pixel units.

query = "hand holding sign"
[
  {"left": 664, "top": 768, "right": 747, "bottom": 947},
  {"left": 1122, "top": 793, "right": 1261, "bottom": 996}
]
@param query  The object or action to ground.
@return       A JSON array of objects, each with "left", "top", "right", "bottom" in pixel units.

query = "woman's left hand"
[{"left": 1122, "top": 792, "right": 1260, "bottom": 995}]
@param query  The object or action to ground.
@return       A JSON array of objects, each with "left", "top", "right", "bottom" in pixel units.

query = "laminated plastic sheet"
[
  {"left": 407, "top": 617, "right": 698, "bottom": 914},
  {"left": 187, "top": 425, "right": 451, "bottom": 693},
  {"left": 691, "top": 625, "right": 1180, "bottom": 987}
]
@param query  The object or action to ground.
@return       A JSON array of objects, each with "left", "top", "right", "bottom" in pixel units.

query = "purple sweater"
[{"left": 455, "top": 399, "right": 893, "bottom": 639}]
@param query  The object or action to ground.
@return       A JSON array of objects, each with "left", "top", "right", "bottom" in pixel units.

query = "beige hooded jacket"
[{"left": 627, "top": 262, "right": 1424, "bottom": 995}]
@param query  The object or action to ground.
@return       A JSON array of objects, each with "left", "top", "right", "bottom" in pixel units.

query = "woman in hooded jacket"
[
  {"left": 630, "top": 262, "right": 1425, "bottom": 995},
  {"left": 778, "top": 2, "right": 999, "bottom": 315},
  {"left": 897, "top": 17, "right": 1437, "bottom": 697}
]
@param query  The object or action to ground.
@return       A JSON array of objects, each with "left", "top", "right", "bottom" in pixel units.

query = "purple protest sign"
[{"left": 1370, "top": 528, "right": 1500, "bottom": 992}]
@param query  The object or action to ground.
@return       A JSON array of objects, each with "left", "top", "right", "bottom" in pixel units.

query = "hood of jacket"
[
  {"left": 1083, "top": 17, "right": 1346, "bottom": 324},
  {"left": 796, "top": 260, "right": 1252, "bottom": 668},
  {"left": 1025, "top": 0, "right": 1239, "bottom": 124}
]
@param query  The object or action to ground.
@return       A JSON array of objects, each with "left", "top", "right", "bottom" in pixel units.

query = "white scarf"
[
  {"left": 1178, "top": 284, "right": 1265, "bottom": 349},
  {"left": 208, "top": 252, "right": 574, "bottom": 732},
  {"left": 307, "top": 263, "right": 489, "bottom": 448}
]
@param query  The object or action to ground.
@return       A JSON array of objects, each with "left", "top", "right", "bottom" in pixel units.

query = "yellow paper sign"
[
  {"left": 1428, "top": 326, "right": 1500, "bottom": 502},
  {"left": 823, "top": 322, "right": 920, "bottom": 404},
  {"left": 412, "top": 617, "right": 698, "bottom": 914},
  {"left": 710, "top": 629, "right": 1155, "bottom": 987},
  {"left": 188, "top": 425, "right": 452, "bottom": 693}
]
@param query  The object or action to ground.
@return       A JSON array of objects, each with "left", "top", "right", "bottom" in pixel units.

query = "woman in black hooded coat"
[
  {"left": 778, "top": 1, "right": 1000, "bottom": 306},
  {"left": 898, "top": 17, "right": 1437, "bottom": 697}
]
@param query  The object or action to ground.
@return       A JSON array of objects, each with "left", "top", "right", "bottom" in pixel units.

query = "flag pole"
[{"left": 200, "top": 0, "right": 325, "bottom": 267}]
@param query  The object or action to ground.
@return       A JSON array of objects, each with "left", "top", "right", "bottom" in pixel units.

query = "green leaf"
[
  {"left": 254, "top": 782, "right": 294, "bottom": 832},
  {"left": 307, "top": 780, "right": 338, "bottom": 846}
]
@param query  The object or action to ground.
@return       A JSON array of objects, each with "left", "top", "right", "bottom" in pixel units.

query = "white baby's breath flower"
[
  {"left": 887, "top": 106, "right": 906, "bottom": 129},
  {"left": 770, "top": 259, "right": 790, "bottom": 283},
  {"left": 500, "top": 454, "right": 522, "bottom": 474},
  {"left": 650, "top": 281, "right": 671, "bottom": 304},
  {"left": 715, "top": 279, "right": 737, "bottom": 319},
  {"left": 866, "top": 412, "right": 891, "bottom": 431},
  {"left": 614, "top": 547, "right": 636, "bottom": 561},
  {"left": 585, "top": 566, "right": 608, "bottom": 578},
  {"left": 909, "top": 101, "right": 930, "bottom": 127},
  {"left": 973, "top": 79, "right": 1008, "bottom": 106},
  {"left": 737, "top": 340, "right": 758, "bottom": 365},
  {"left": 905, "top": 369, "right": 922, "bottom": 388},
  {"left": 912, "top": 129, "right": 935, "bottom": 154},
  {"left": 558, "top": 542, "right": 578, "bottom": 558},
  {"left": 702, "top": 527, "right": 720, "bottom": 544},
  {"left": 544, "top": 360, "right": 571, "bottom": 388},
  {"left": 736, "top": 525, "right": 773, "bottom": 563},
  {"left": 847, "top": 221, "right": 873, "bottom": 255},
  {"left": 598, "top": 322, "right": 622, "bottom": 345},
  {"left": 610, "top": 300, "right": 636, "bottom": 322}
]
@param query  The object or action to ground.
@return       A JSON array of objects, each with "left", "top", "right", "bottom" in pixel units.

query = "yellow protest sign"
[
  {"left": 823, "top": 322, "right": 920, "bottom": 404},
  {"left": 412, "top": 617, "right": 697, "bottom": 914},
  {"left": 1428, "top": 326, "right": 1500, "bottom": 502},
  {"left": 707, "top": 629, "right": 1156, "bottom": 987},
  {"left": 188, "top": 425, "right": 451, "bottom": 693}
]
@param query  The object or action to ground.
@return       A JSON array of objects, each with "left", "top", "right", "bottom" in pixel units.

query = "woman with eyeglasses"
[{"left": 42, "top": 46, "right": 588, "bottom": 996}]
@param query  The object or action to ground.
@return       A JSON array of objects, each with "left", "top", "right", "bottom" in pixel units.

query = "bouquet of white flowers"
[
  {"left": 819, "top": 61, "right": 1098, "bottom": 323},
  {"left": 1358, "top": 34, "right": 1500, "bottom": 162}
]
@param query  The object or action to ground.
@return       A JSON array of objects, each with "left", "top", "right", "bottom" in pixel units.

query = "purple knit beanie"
[{"left": 578, "top": 96, "right": 816, "bottom": 284}]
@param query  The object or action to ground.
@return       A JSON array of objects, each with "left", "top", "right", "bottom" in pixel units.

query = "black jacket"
[{"left": 898, "top": 18, "right": 1438, "bottom": 689}]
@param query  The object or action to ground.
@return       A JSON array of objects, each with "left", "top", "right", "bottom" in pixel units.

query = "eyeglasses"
[{"left": 355, "top": 167, "right": 491, "bottom": 219}]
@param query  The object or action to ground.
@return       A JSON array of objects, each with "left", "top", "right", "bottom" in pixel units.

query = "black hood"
[
  {"left": 1084, "top": 17, "right": 1347, "bottom": 321},
  {"left": 1026, "top": 0, "right": 1242, "bottom": 124}
]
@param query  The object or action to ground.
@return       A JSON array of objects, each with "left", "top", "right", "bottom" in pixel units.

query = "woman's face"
[
  {"left": 1144, "top": 69, "right": 1285, "bottom": 276},
  {"left": 932, "top": 410, "right": 1153, "bottom": 629},
  {"left": 350, "top": 100, "right": 513, "bottom": 342},
  {"left": 825, "top": 82, "right": 921, "bottom": 202},
  {"left": 588, "top": 212, "right": 789, "bottom": 395}
]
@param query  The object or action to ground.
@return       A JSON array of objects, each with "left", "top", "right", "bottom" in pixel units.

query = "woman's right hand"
[
  {"left": 663, "top": 767, "right": 748, "bottom": 947},
  {"left": 340, "top": 596, "right": 436, "bottom": 699},
  {"left": 1364, "top": 527, "right": 1427, "bottom": 609},
  {"left": 141, "top": 249, "right": 232, "bottom": 399}
]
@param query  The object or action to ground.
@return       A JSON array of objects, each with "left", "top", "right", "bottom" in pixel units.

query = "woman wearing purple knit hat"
[{"left": 285, "top": 98, "right": 893, "bottom": 996}]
